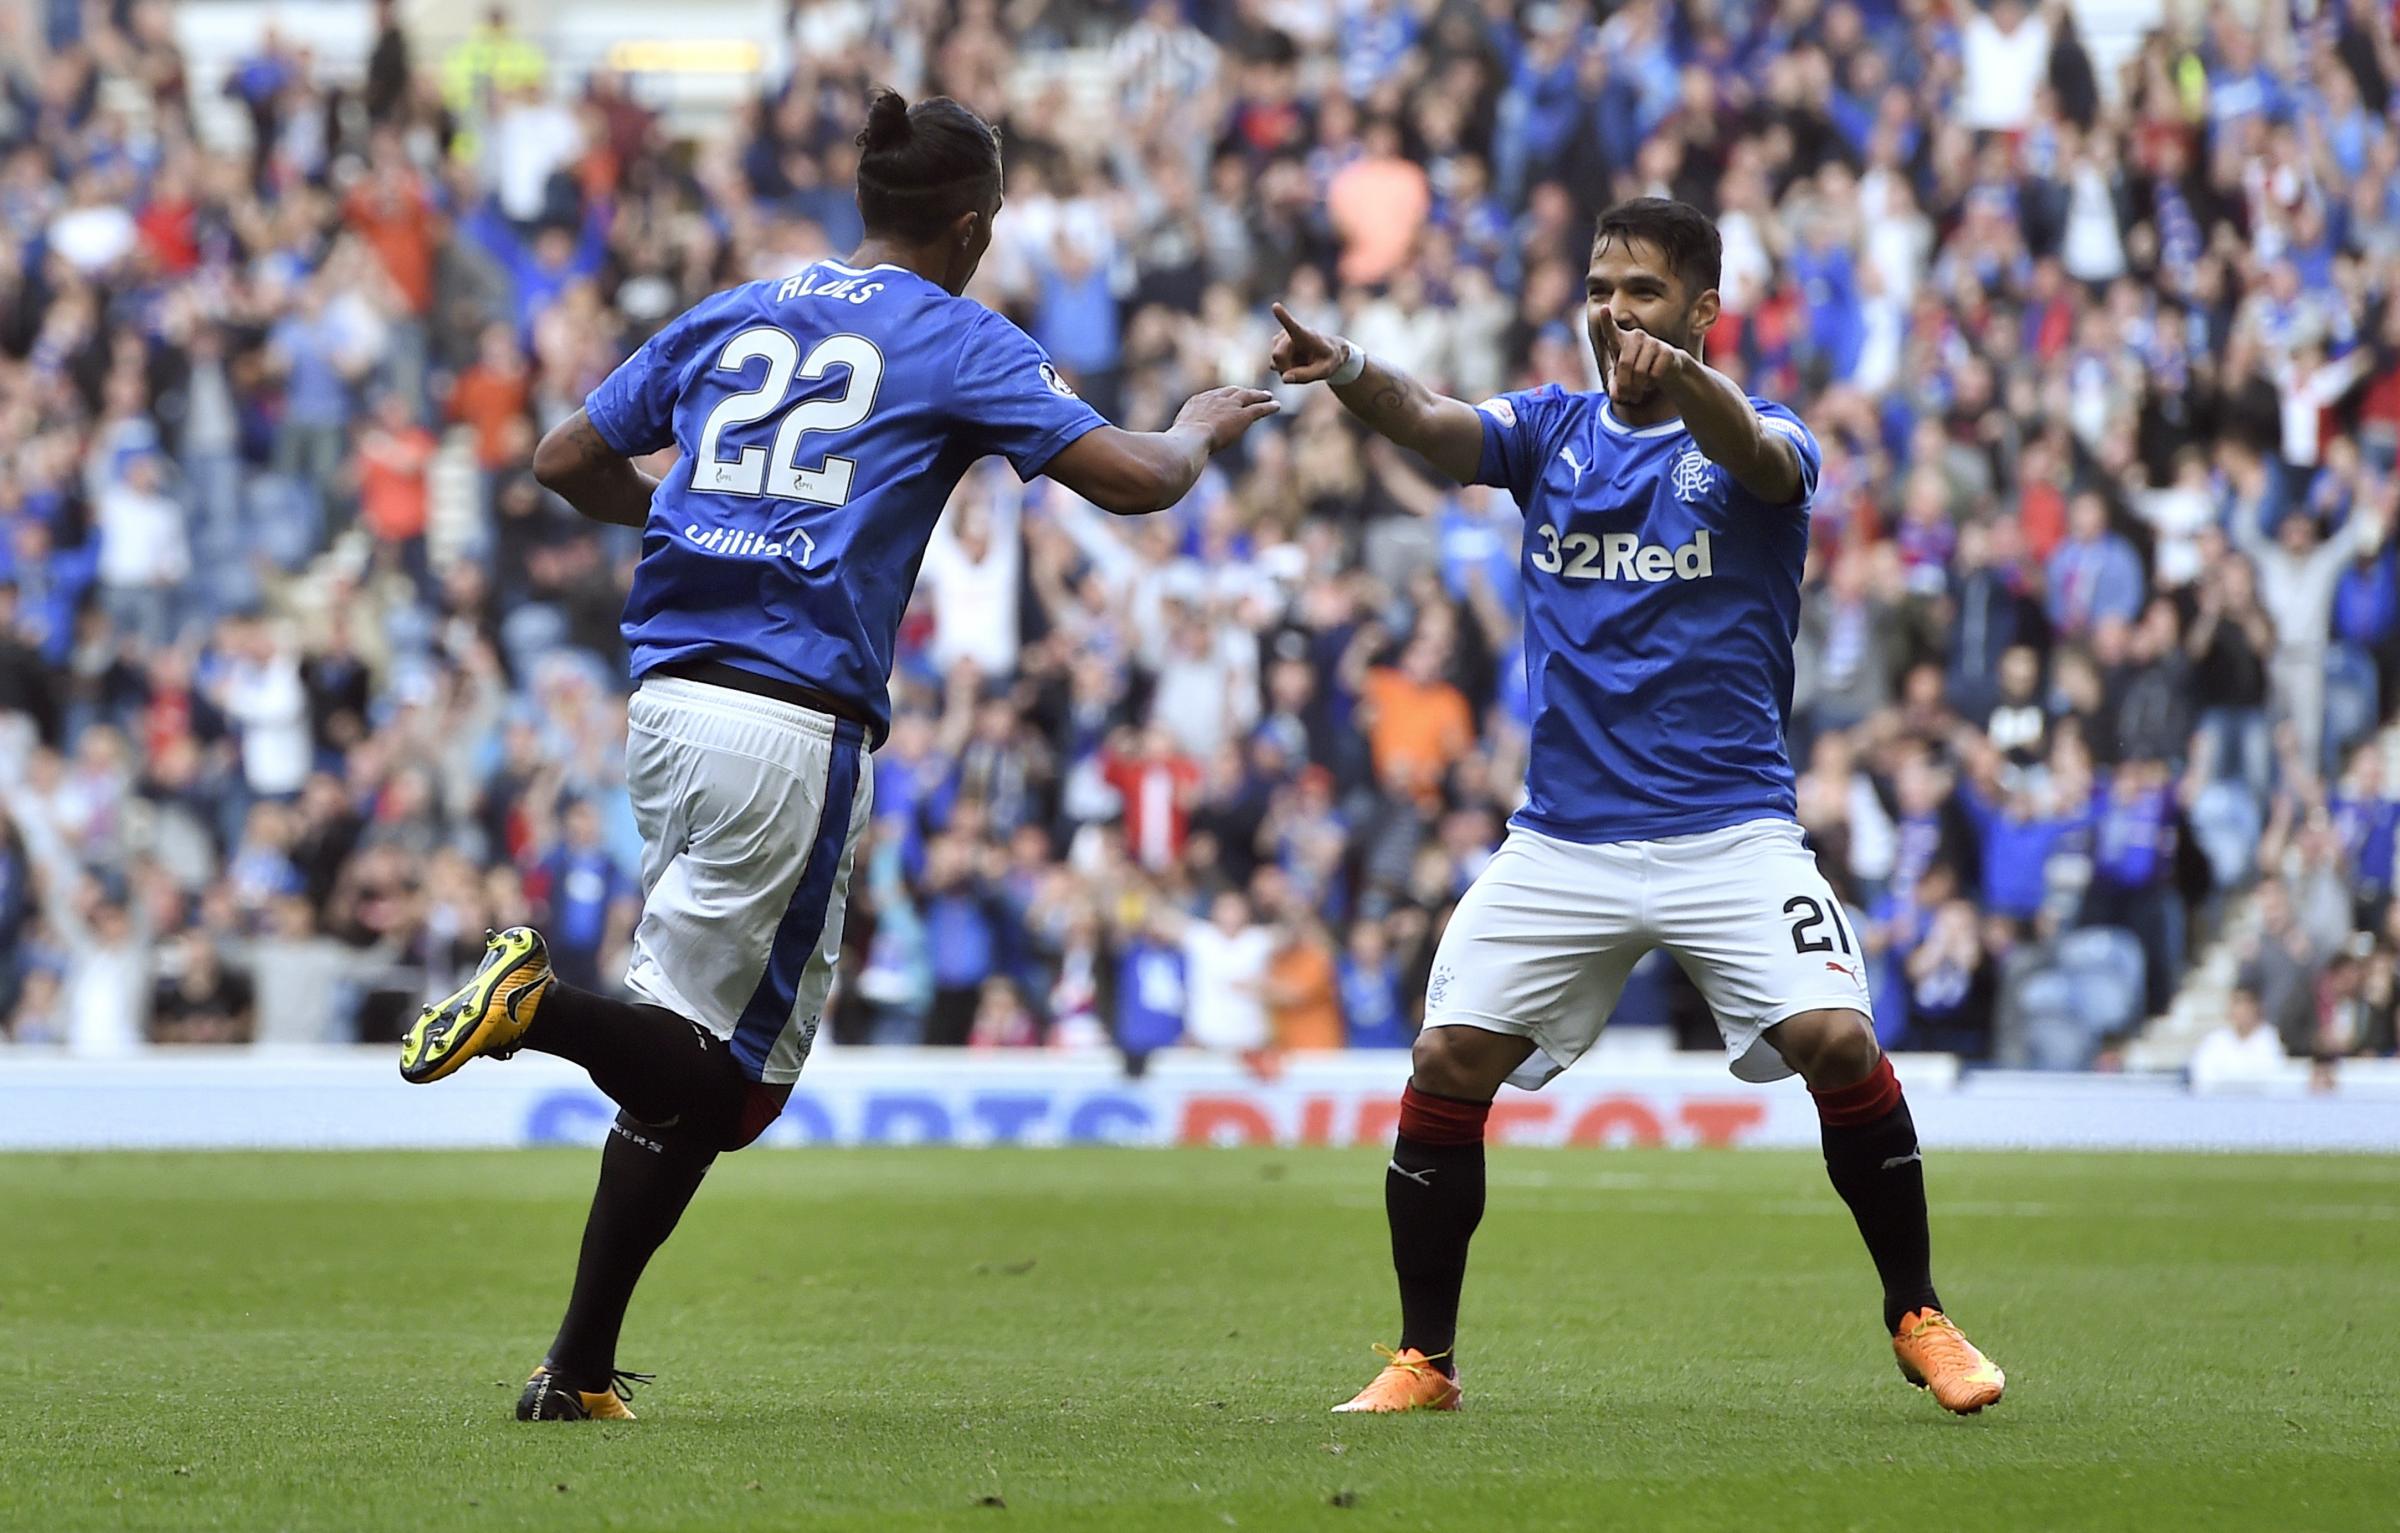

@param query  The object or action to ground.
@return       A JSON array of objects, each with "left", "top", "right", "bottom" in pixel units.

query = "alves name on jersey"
[
  {"left": 1471, "top": 385, "right": 1823, "bottom": 845},
  {"left": 583, "top": 261, "right": 1107, "bottom": 744}
]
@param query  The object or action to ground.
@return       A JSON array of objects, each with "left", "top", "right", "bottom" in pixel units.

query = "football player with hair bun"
[{"left": 398, "top": 88, "right": 1276, "bottom": 1422}]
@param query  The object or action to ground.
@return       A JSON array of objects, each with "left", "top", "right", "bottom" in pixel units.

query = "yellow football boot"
[{"left": 399, "top": 927, "right": 553, "bottom": 1084}]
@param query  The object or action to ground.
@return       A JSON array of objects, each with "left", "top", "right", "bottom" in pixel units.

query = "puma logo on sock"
[
  {"left": 1881, "top": 1151, "right": 1922, "bottom": 1171},
  {"left": 1388, "top": 1161, "right": 1436, "bottom": 1186}
]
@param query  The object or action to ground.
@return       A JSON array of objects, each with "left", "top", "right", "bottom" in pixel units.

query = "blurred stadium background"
[{"left": 4, "top": 0, "right": 2400, "bottom": 1151}]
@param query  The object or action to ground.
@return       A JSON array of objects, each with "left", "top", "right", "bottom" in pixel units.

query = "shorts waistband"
[
  {"left": 1510, "top": 814, "right": 1798, "bottom": 855},
  {"left": 636, "top": 673, "right": 866, "bottom": 745},
  {"left": 648, "top": 659, "right": 874, "bottom": 727}
]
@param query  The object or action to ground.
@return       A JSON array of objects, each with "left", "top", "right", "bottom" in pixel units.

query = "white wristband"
[{"left": 1328, "top": 340, "right": 1367, "bottom": 387}]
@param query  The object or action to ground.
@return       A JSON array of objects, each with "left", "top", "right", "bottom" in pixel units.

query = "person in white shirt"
[
  {"left": 2, "top": 785, "right": 151, "bottom": 1055},
  {"left": 217, "top": 619, "right": 314, "bottom": 800},
  {"left": 487, "top": 83, "right": 582, "bottom": 224},
  {"left": 1959, "top": 0, "right": 2052, "bottom": 131},
  {"left": 1149, "top": 606, "right": 1258, "bottom": 763},
  {"left": 2060, "top": 142, "right": 2128, "bottom": 284},
  {"left": 920, "top": 472, "right": 1023, "bottom": 680},
  {"left": 45, "top": 171, "right": 137, "bottom": 273},
  {"left": 2231, "top": 472, "right": 2388, "bottom": 772},
  {"left": 2189, "top": 981, "right": 2290, "bottom": 1089},
  {"left": 2138, "top": 447, "right": 2218, "bottom": 588},
  {"left": 1159, "top": 890, "right": 1274, "bottom": 1053},
  {"left": 94, "top": 453, "right": 190, "bottom": 647}
]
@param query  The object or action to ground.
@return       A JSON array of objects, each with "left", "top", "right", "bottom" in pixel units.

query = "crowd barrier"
[{"left": 4, "top": 1044, "right": 2398, "bottom": 1152}]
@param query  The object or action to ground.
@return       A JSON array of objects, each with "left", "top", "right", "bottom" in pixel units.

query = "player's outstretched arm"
[
  {"left": 1602, "top": 305, "right": 1803, "bottom": 506},
  {"left": 1046, "top": 387, "right": 1279, "bottom": 516},
  {"left": 1269, "top": 303, "right": 1483, "bottom": 485},
  {"left": 532, "top": 410, "right": 661, "bottom": 528}
]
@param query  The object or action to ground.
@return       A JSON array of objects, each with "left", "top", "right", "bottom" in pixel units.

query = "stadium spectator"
[
  {"left": 1356, "top": 632, "right": 1473, "bottom": 805},
  {"left": 1265, "top": 912, "right": 1342, "bottom": 1052},
  {"left": 920, "top": 831, "right": 1011, "bottom": 1048},
  {"left": 2189, "top": 979, "right": 2288, "bottom": 1089},
  {"left": 150, "top": 928, "right": 255, "bottom": 1044},
  {"left": 969, "top": 975, "right": 1042, "bottom": 1049},
  {"left": 2045, "top": 492, "right": 2146, "bottom": 640},
  {"left": 2080, "top": 758, "right": 2185, "bottom": 1018},
  {"left": 1336, "top": 916, "right": 1408, "bottom": 1049},
  {"left": 1164, "top": 891, "right": 1272, "bottom": 1056},
  {"left": 2188, "top": 549, "right": 2279, "bottom": 795},
  {"left": 1895, "top": 880, "right": 1998, "bottom": 1059},
  {"left": 529, "top": 796, "right": 636, "bottom": 993},
  {"left": 356, "top": 391, "right": 438, "bottom": 586}
]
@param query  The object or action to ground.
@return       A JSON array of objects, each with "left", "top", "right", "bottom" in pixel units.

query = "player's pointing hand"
[
  {"left": 1269, "top": 302, "right": 1346, "bottom": 385},
  {"left": 1175, "top": 386, "right": 1282, "bottom": 453},
  {"left": 1596, "top": 303, "right": 1683, "bottom": 408}
]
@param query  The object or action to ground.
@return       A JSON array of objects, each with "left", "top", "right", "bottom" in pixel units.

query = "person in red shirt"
[
  {"left": 136, "top": 156, "right": 202, "bottom": 275},
  {"left": 1099, "top": 724, "right": 1202, "bottom": 872},
  {"left": 344, "top": 134, "right": 440, "bottom": 409},
  {"left": 446, "top": 321, "right": 533, "bottom": 473},
  {"left": 2014, "top": 429, "right": 2069, "bottom": 562},
  {"left": 343, "top": 135, "right": 438, "bottom": 319},
  {"left": 356, "top": 391, "right": 437, "bottom": 588}
]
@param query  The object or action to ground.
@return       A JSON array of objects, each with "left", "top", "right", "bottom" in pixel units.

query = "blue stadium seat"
[
  {"left": 2324, "top": 645, "right": 2381, "bottom": 772},
  {"left": 2187, "top": 782, "right": 2263, "bottom": 892},
  {"left": 499, "top": 603, "right": 569, "bottom": 680},
  {"left": 2011, "top": 966, "right": 2092, "bottom": 1070},
  {"left": 2056, "top": 926, "right": 2146, "bottom": 1037}
]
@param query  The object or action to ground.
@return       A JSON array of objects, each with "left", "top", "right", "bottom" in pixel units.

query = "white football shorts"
[
  {"left": 1422, "top": 817, "right": 1871, "bottom": 1090},
  {"left": 621, "top": 675, "right": 874, "bottom": 1085}
]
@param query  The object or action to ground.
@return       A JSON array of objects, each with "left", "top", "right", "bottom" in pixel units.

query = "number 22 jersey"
[
  {"left": 582, "top": 261, "right": 1108, "bottom": 744},
  {"left": 1471, "top": 384, "right": 1823, "bottom": 845}
]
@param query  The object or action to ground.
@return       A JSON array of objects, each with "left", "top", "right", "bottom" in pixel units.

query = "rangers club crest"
[{"left": 1670, "top": 449, "right": 1718, "bottom": 503}]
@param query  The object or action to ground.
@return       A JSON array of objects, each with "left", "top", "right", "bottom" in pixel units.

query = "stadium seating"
[{"left": 0, "top": 0, "right": 2396, "bottom": 1077}]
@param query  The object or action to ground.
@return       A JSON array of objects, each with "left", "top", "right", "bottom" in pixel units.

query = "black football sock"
[
  {"left": 544, "top": 1112, "right": 718, "bottom": 1391},
  {"left": 1386, "top": 1084, "right": 1490, "bottom": 1377},
  {"left": 520, "top": 983, "right": 747, "bottom": 1135},
  {"left": 1814, "top": 1056, "right": 1942, "bottom": 1333}
]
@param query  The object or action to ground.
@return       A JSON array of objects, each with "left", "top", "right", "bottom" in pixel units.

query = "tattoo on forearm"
[{"left": 1339, "top": 361, "right": 1419, "bottom": 434}]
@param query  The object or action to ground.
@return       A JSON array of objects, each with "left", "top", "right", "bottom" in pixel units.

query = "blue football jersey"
[
  {"left": 583, "top": 260, "right": 1108, "bottom": 742},
  {"left": 1472, "top": 386, "right": 1822, "bottom": 843}
]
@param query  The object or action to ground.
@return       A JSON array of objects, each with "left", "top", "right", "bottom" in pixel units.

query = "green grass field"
[{"left": 7, "top": 1148, "right": 2398, "bottom": 1533}]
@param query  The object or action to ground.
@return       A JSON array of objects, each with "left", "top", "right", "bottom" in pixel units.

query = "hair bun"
[{"left": 859, "top": 90, "right": 912, "bottom": 154}]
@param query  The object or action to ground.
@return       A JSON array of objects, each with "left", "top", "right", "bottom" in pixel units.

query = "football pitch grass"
[{"left": 7, "top": 1149, "right": 2398, "bottom": 1532}]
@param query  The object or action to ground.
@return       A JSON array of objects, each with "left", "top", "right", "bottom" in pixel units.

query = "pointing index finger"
[{"left": 1271, "top": 302, "right": 1312, "bottom": 342}]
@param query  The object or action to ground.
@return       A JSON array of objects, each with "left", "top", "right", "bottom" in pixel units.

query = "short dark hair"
[
  {"left": 1592, "top": 196, "right": 1722, "bottom": 299},
  {"left": 854, "top": 89, "right": 1003, "bottom": 243}
]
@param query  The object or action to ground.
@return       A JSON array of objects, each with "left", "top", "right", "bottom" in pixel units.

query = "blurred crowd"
[{"left": 4, "top": 0, "right": 2400, "bottom": 1081}]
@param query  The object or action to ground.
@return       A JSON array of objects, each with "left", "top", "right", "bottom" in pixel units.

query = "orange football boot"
[
  {"left": 1892, "top": 1308, "right": 2005, "bottom": 1414},
  {"left": 1331, "top": 1345, "right": 1463, "bottom": 1414}
]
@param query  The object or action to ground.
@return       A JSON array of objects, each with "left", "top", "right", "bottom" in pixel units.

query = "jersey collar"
[
  {"left": 819, "top": 259, "right": 915, "bottom": 279},
  {"left": 1598, "top": 401, "right": 1685, "bottom": 439}
]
